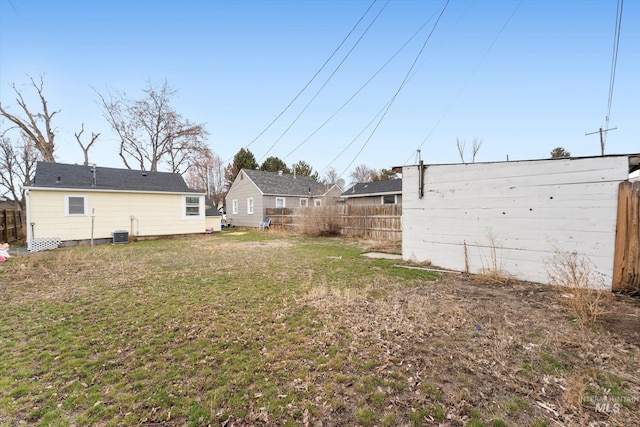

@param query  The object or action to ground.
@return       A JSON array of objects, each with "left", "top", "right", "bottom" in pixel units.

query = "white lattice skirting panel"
[{"left": 29, "top": 237, "right": 61, "bottom": 252}]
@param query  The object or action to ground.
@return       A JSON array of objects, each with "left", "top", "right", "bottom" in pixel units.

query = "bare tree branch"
[
  {"left": 184, "top": 149, "right": 227, "bottom": 208},
  {"left": 0, "top": 76, "right": 58, "bottom": 162},
  {"left": 0, "top": 131, "right": 40, "bottom": 207},
  {"left": 349, "top": 164, "right": 378, "bottom": 185},
  {"left": 323, "top": 167, "right": 340, "bottom": 185},
  {"left": 74, "top": 123, "right": 100, "bottom": 166},
  {"left": 98, "top": 80, "right": 208, "bottom": 172},
  {"left": 456, "top": 138, "right": 466, "bottom": 163},
  {"left": 471, "top": 137, "right": 483, "bottom": 163}
]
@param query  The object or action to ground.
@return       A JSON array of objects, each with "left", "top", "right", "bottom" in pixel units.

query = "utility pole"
[{"left": 585, "top": 127, "right": 617, "bottom": 156}]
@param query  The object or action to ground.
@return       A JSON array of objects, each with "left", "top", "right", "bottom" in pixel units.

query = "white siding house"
[
  {"left": 402, "top": 155, "right": 638, "bottom": 288},
  {"left": 26, "top": 162, "right": 207, "bottom": 249}
]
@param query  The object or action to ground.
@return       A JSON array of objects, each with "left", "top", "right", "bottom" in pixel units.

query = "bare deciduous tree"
[
  {"left": 456, "top": 138, "right": 466, "bottom": 163},
  {"left": 0, "top": 131, "right": 41, "bottom": 207},
  {"left": 456, "top": 137, "right": 483, "bottom": 163},
  {"left": 74, "top": 123, "right": 100, "bottom": 166},
  {"left": 0, "top": 76, "right": 58, "bottom": 162},
  {"left": 98, "top": 80, "right": 209, "bottom": 173},
  {"left": 349, "top": 164, "right": 378, "bottom": 185},
  {"left": 471, "top": 137, "right": 483, "bottom": 163},
  {"left": 184, "top": 150, "right": 227, "bottom": 209},
  {"left": 322, "top": 167, "right": 340, "bottom": 185}
]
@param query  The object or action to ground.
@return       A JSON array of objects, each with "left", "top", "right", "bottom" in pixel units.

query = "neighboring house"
[
  {"left": 225, "top": 169, "right": 343, "bottom": 227},
  {"left": 25, "top": 161, "right": 207, "bottom": 248},
  {"left": 341, "top": 179, "right": 402, "bottom": 205},
  {"left": 401, "top": 154, "right": 640, "bottom": 289}
]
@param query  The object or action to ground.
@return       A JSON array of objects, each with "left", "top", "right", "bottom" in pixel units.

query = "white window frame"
[
  {"left": 299, "top": 198, "right": 308, "bottom": 207},
  {"left": 185, "top": 196, "right": 200, "bottom": 216},
  {"left": 276, "top": 197, "right": 286, "bottom": 208},
  {"left": 381, "top": 194, "right": 397, "bottom": 205},
  {"left": 65, "top": 195, "right": 87, "bottom": 216},
  {"left": 247, "top": 197, "right": 254, "bottom": 214},
  {"left": 183, "top": 195, "right": 204, "bottom": 219},
  {"left": 314, "top": 199, "right": 322, "bottom": 207},
  {"left": 232, "top": 199, "right": 239, "bottom": 215}
]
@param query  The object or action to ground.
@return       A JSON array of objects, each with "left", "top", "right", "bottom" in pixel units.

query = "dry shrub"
[
  {"left": 545, "top": 248, "right": 611, "bottom": 327},
  {"left": 562, "top": 371, "right": 586, "bottom": 411},
  {"left": 476, "top": 229, "right": 512, "bottom": 284},
  {"left": 299, "top": 205, "right": 341, "bottom": 237}
]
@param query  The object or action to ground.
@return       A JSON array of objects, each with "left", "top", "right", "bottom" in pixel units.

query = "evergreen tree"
[
  {"left": 293, "top": 160, "right": 319, "bottom": 181},
  {"left": 260, "top": 156, "right": 289, "bottom": 173},
  {"left": 550, "top": 147, "right": 571, "bottom": 158}
]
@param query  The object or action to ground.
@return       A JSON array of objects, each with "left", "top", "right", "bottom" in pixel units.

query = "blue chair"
[{"left": 259, "top": 217, "right": 271, "bottom": 230}]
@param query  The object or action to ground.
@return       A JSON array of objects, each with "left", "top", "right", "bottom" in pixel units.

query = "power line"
[
  {"left": 287, "top": 3, "right": 444, "bottom": 165},
  {"left": 237, "top": 0, "right": 379, "bottom": 162},
  {"left": 404, "top": 0, "right": 523, "bottom": 166},
  {"left": 322, "top": 99, "right": 391, "bottom": 173},
  {"left": 338, "top": 0, "right": 451, "bottom": 178},
  {"left": 259, "top": 0, "right": 391, "bottom": 163},
  {"left": 604, "top": 0, "right": 624, "bottom": 145}
]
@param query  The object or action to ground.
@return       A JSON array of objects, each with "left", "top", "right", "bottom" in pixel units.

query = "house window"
[
  {"left": 314, "top": 199, "right": 322, "bottom": 207},
  {"left": 247, "top": 197, "right": 254, "bottom": 214},
  {"left": 232, "top": 199, "right": 238, "bottom": 215},
  {"left": 300, "top": 198, "right": 308, "bottom": 207},
  {"left": 65, "top": 195, "right": 87, "bottom": 216},
  {"left": 185, "top": 196, "right": 200, "bottom": 216},
  {"left": 276, "top": 197, "right": 285, "bottom": 208},
  {"left": 382, "top": 195, "right": 396, "bottom": 204}
]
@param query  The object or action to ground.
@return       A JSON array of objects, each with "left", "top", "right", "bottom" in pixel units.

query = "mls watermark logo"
[
  {"left": 594, "top": 399, "right": 622, "bottom": 414},
  {"left": 585, "top": 393, "right": 638, "bottom": 414}
]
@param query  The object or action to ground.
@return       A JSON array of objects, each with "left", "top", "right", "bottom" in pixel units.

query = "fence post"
[
  {"left": 364, "top": 205, "right": 369, "bottom": 239},
  {"left": 1, "top": 209, "right": 5, "bottom": 243}
]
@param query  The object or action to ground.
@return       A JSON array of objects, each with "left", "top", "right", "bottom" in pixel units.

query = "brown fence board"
[
  {"left": 265, "top": 205, "right": 402, "bottom": 241},
  {"left": 1, "top": 209, "right": 25, "bottom": 244},
  {"left": 613, "top": 181, "right": 640, "bottom": 292}
]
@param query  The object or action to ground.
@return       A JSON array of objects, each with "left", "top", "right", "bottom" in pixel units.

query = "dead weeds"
[{"left": 302, "top": 271, "right": 640, "bottom": 427}]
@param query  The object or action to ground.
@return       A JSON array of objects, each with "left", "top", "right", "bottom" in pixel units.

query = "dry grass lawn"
[{"left": 0, "top": 231, "right": 638, "bottom": 426}]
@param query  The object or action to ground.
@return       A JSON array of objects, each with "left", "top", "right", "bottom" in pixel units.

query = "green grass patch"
[
  {"left": 1, "top": 231, "right": 635, "bottom": 427},
  {"left": 408, "top": 407, "right": 430, "bottom": 426},
  {"left": 354, "top": 407, "right": 377, "bottom": 426},
  {"left": 506, "top": 397, "right": 531, "bottom": 414}
]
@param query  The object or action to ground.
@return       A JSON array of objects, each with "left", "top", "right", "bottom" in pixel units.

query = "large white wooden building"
[{"left": 401, "top": 154, "right": 640, "bottom": 289}]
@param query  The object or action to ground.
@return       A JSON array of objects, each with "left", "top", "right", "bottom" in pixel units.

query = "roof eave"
[{"left": 26, "top": 186, "right": 205, "bottom": 195}]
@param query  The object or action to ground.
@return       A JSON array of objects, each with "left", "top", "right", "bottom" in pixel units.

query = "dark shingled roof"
[
  {"left": 204, "top": 197, "right": 222, "bottom": 217},
  {"left": 341, "top": 179, "right": 402, "bottom": 197},
  {"left": 28, "top": 161, "right": 200, "bottom": 193},
  {"left": 242, "top": 169, "right": 332, "bottom": 196}
]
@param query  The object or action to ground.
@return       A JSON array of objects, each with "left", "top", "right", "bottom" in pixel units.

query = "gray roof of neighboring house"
[
  {"left": 342, "top": 179, "right": 402, "bottom": 197},
  {"left": 28, "top": 161, "right": 200, "bottom": 193},
  {"left": 242, "top": 169, "right": 335, "bottom": 196},
  {"left": 204, "top": 197, "right": 222, "bottom": 217}
]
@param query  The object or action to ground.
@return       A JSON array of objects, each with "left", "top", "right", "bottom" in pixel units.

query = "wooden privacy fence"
[
  {"left": 1, "top": 209, "right": 25, "bottom": 244},
  {"left": 266, "top": 204, "right": 402, "bottom": 241},
  {"left": 613, "top": 181, "right": 640, "bottom": 292}
]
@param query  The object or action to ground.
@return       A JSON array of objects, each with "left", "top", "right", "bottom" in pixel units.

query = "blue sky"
[{"left": 1, "top": 0, "right": 638, "bottom": 180}]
